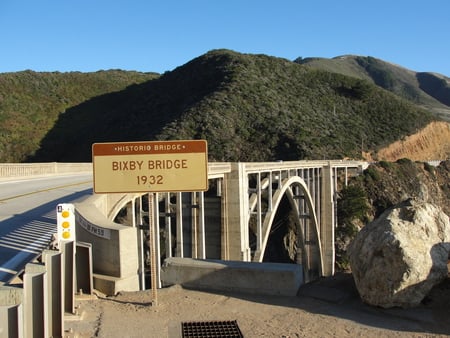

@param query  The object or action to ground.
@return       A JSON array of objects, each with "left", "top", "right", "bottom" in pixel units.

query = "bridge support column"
[
  {"left": 223, "top": 163, "right": 251, "bottom": 261},
  {"left": 320, "top": 164, "right": 335, "bottom": 276}
]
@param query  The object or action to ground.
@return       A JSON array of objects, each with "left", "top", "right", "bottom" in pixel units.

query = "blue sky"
[{"left": 1, "top": 1, "right": 449, "bottom": 76}]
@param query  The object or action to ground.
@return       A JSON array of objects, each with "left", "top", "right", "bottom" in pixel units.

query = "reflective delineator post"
[{"left": 56, "top": 203, "right": 76, "bottom": 244}]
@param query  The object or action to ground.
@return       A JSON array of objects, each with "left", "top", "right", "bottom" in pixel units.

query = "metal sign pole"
[{"left": 148, "top": 193, "right": 158, "bottom": 306}]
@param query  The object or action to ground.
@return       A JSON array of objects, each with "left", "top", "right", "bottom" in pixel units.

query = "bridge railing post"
[
  {"left": 42, "top": 250, "right": 64, "bottom": 337},
  {"left": 0, "top": 287, "right": 23, "bottom": 338},
  {"left": 0, "top": 304, "right": 23, "bottom": 338},
  {"left": 75, "top": 242, "right": 94, "bottom": 295},
  {"left": 61, "top": 241, "right": 76, "bottom": 314},
  {"left": 23, "top": 263, "right": 48, "bottom": 338}
]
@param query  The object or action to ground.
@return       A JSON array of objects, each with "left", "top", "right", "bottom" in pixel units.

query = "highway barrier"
[
  {"left": 161, "top": 257, "right": 304, "bottom": 296},
  {"left": 0, "top": 243, "right": 90, "bottom": 337}
]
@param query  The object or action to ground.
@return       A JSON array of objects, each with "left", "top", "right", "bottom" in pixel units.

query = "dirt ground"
[{"left": 64, "top": 272, "right": 450, "bottom": 338}]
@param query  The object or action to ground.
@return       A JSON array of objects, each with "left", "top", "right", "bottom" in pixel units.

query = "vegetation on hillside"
[
  {"left": 297, "top": 55, "right": 450, "bottom": 121},
  {"left": 335, "top": 159, "right": 450, "bottom": 270},
  {"left": 0, "top": 70, "right": 158, "bottom": 162},
  {"left": 16, "top": 50, "right": 436, "bottom": 163},
  {"left": 0, "top": 50, "right": 441, "bottom": 163}
]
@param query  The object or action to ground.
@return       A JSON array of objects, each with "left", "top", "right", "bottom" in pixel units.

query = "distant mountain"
[
  {"left": 0, "top": 50, "right": 439, "bottom": 163},
  {"left": 295, "top": 55, "right": 450, "bottom": 121}
]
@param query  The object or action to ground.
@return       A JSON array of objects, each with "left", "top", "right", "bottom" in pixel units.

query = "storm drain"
[{"left": 181, "top": 320, "right": 244, "bottom": 337}]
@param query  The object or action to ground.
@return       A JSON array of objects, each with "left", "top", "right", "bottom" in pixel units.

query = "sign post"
[
  {"left": 148, "top": 192, "right": 157, "bottom": 305},
  {"left": 92, "top": 140, "right": 208, "bottom": 305}
]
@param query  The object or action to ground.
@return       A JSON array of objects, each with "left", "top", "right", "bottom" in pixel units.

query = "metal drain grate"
[{"left": 181, "top": 320, "right": 244, "bottom": 338}]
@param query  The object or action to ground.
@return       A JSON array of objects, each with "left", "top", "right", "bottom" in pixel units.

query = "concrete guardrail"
[{"left": 0, "top": 163, "right": 92, "bottom": 179}]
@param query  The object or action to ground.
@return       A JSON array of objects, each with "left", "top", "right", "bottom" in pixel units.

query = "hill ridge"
[
  {"left": 297, "top": 55, "right": 450, "bottom": 121},
  {"left": 0, "top": 49, "right": 444, "bottom": 163}
]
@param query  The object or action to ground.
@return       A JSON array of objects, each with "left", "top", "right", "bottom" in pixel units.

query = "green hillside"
[
  {"left": 0, "top": 70, "right": 158, "bottom": 162},
  {"left": 296, "top": 55, "right": 450, "bottom": 121},
  {"left": 0, "top": 50, "right": 437, "bottom": 163}
]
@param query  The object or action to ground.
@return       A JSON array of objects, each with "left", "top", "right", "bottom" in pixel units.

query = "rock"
[{"left": 348, "top": 198, "right": 450, "bottom": 308}]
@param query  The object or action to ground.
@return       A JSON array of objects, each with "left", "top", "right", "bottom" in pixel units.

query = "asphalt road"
[{"left": 0, "top": 173, "right": 93, "bottom": 284}]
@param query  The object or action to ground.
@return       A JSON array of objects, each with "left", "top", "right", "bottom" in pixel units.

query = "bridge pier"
[{"left": 224, "top": 163, "right": 251, "bottom": 261}]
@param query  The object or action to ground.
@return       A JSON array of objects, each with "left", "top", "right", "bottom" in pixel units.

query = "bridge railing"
[
  {"left": 0, "top": 161, "right": 366, "bottom": 179},
  {"left": 0, "top": 162, "right": 92, "bottom": 179}
]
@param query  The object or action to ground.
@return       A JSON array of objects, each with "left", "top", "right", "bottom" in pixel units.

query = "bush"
[
  {"left": 336, "top": 185, "right": 369, "bottom": 270},
  {"left": 379, "top": 160, "right": 393, "bottom": 170},
  {"left": 364, "top": 166, "right": 381, "bottom": 181},
  {"left": 337, "top": 185, "right": 369, "bottom": 223}
]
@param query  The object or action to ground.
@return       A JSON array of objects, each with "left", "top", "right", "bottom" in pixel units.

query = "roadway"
[{"left": 0, "top": 173, "right": 93, "bottom": 284}]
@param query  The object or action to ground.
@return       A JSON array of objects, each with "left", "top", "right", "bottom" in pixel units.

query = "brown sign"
[{"left": 92, "top": 140, "right": 208, "bottom": 193}]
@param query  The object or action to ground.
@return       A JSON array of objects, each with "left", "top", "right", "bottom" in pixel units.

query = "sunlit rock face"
[{"left": 348, "top": 198, "right": 450, "bottom": 308}]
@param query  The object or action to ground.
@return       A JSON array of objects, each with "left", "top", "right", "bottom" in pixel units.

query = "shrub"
[
  {"left": 364, "top": 166, "right": 380, "bottom": 181},
  {"left": 379, "top": 160, "right": 393, "bottom": 170},
  {"left": 336, "top": 185, "right": 369, "bottom": 270}
]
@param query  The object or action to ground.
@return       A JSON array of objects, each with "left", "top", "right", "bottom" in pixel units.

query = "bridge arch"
[
  {"left": 71, "top": 160, "right": 366, "bottom": 294},
  {"left": 252, "top": 176, "right": 324, "bottom": 279}
]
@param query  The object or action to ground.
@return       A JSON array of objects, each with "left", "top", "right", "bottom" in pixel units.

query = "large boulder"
[{"left": 348, "top": 198, "right": 450, "bottom": 308}]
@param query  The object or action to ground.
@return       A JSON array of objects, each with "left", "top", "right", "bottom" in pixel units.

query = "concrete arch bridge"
[{"left": 75, "top": 160, "right": 367, "bottom": 294}]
